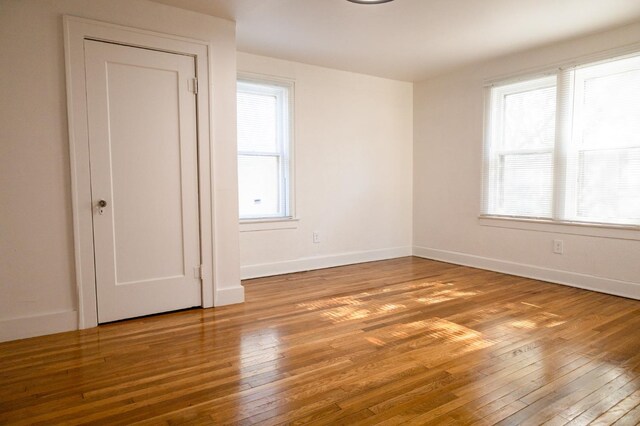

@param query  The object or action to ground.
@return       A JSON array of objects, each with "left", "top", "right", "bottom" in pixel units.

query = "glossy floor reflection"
[{"left": 1, "top": 257, "right": 639, "bottom": 424}]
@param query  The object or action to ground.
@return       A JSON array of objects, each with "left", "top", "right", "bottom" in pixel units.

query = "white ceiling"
[{"left": 151, "top": 0, "right": 640, "bottom": 81}]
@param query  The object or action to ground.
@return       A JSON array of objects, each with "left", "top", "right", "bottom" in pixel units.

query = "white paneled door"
[{"left": 84, "top": 40, "right": 201, "bottom": 323}]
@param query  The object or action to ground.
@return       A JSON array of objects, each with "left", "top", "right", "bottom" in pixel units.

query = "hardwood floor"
[{"left": 1, "top": 257, "right": 640, "bottom": 425}]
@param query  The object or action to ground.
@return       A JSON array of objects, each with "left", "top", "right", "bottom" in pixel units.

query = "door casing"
[{"left": 64, "top": 16, "right": 216, "bottom": 329}]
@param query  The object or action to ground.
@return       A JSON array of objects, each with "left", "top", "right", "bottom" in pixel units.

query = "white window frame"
[
  {"left": 237, "top": 75, "right": 295, "bottom": 225},
  {"left": 484, "top": 76, "right": 557, "bottom": 219},
  {"left": 564, "top": 56, "right": 640, "bottom": 225},
  {"left": 481, "top": 48, "right": 640, "bottom": 235}
]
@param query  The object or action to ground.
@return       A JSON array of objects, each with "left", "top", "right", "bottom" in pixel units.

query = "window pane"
[
  {"left": 238, "top": 155, "right": 281, "bottom": 218},
  {"left": 499, "top": 153, "right": 553, "bottom": 218},
  {"left": 580, "top": 66, "right": 640, "bottom": 148},
  {"left": 577, "top": 148, "right": 640, "bottom": 221},
  {"left": 237, "top": 91, "right": 277, "bottom": 153},
  {"left": 503, "top": 86, "right": 556, "bottom": 150}
]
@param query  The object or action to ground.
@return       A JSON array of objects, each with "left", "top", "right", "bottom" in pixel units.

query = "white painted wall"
[
  {"left": 237, "top": 53, "right": 413, "bottom": 278},
  {"left": 3, "top": 0, "right": 636, "bottom": 343},
  {"left": 0, "top": 0, "right": 242, "bottom": 341},
  {"left": 413, "top": 22, "right": 640, "bottom": 299}
]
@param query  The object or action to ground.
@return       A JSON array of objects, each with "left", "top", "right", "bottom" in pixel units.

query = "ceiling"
[{"left": 151, "top": 0, "right": 640, "bottom": 82}]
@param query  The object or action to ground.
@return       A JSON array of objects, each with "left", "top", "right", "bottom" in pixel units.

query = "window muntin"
[
  {"left": 483, "top": 52, "right": 640, "bottom": 227},
  {"left": 237, "top": 79, "right": 292, "bottom": 220}
]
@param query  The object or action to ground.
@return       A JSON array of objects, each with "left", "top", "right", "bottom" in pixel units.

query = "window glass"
[
  {"left": 237, "top": 79, "right": 292, "bottom": 220},
  {"left": 483, "top": 52, "right": 640, "bottom": 226}
]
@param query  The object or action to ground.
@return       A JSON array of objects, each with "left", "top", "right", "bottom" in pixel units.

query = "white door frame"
[{"left": 64, "top": 16, "right": 216, "bottom": 329}]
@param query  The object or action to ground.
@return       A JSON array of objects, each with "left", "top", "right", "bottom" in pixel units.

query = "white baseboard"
[
  {"left": 413, "top": 246, "right": 640, "bottom": 300},
  {"left": 241, "top": 246, "right": 413, "bottom": 280},
  {"left": 215, "top": 286, "right": 245, "bottom": 306},
  {"left": 0, "top": 289, "right": 247, "bottom": 342},
  {"left": 0, "top": 311, "right": 78, "bottom": 343}
]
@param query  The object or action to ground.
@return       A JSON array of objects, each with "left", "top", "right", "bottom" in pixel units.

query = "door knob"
[{"left": 97, "top": 199, "right": 107, "bottom": 215}]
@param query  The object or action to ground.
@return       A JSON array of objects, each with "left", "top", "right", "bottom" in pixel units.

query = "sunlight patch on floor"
[
  {"left": 302, "top": 281, "right": 484, "bottom": 325},
  {"left": 361, "top": 318, "right": 495, "bottom": 355},
  {"left": 415, "top": 288, "right": 479, "bottom": 306},
  {"left": 319, "top": 301, "right": 409, "bottom": 323},
  {"left": 509, "top": 311, "right": 566, "bottom": 330}
]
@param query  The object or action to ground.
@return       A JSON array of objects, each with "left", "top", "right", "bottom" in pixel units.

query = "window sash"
[
  {"left": 238, "top": 154, "right": 286, "bottom": 220},
  {"left": 484, "top": 76, "right": 557, "bottom": 219}
]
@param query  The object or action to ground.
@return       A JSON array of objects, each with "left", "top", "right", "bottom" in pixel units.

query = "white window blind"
[
  {"left": 237, "top": 80, "right": 292, "bottom": 220},
  {"left": 567, "top": 55, "right": 640, "bottom": 224},
  {"left": 483, "top": 51, "right": 640, "bottom": 227}
]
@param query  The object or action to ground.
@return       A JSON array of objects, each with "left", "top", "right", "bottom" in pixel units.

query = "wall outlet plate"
[{"left": 553, "top": 239, "right": 564, "bottom": 254}]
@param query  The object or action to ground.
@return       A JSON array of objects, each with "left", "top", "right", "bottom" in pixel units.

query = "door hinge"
[
  {"left": 188, "top": 78, "right": 198, "bottom": 94},
  {"left": 194, "top": 265, "right": 204, "bottom": 279}
]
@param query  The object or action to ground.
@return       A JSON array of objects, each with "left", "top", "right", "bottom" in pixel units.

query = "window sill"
[
  {"left": 478, "top": 215, "right": 640, "bottom": 241},
  {"left": 239, "top": 217, "right": 300, "bottom": 232}
]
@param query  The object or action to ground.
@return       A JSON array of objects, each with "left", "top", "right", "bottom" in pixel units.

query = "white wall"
[
  {"left": 413, "top": 22, "right": 640, "bottom": 299},
  {"left": 4, "top": 1, "right": 636, "bottom": 343},
  {"left": 237, "top": 53, "right": 413, "bottom": 278},
  {"left": 0, "top": 0, "right": 242, "bottom": 341}
]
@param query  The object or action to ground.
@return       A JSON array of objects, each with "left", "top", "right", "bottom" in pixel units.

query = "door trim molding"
[{"left": 64, "top": 16, "right": 216, "bottom": 329}]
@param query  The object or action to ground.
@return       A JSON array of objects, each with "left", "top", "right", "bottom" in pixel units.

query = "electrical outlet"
[
  {"left": 553, "top": 239, "right": 564, "bottom": 254},
  {"left": 312, "top": 231, "right": 320, "bottom": 244}
]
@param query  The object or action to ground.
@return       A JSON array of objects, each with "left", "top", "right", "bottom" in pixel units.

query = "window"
[
  {"left": 237, "top": 78, "right": 293, "bottom": 220},
  {"left": 483, "top": 52, "right": 640, "bottom": 226}
]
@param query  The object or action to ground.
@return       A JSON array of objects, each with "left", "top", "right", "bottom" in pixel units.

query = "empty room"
[{"left": 2, "top": 0, "right": 640, "bottom": 424}]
